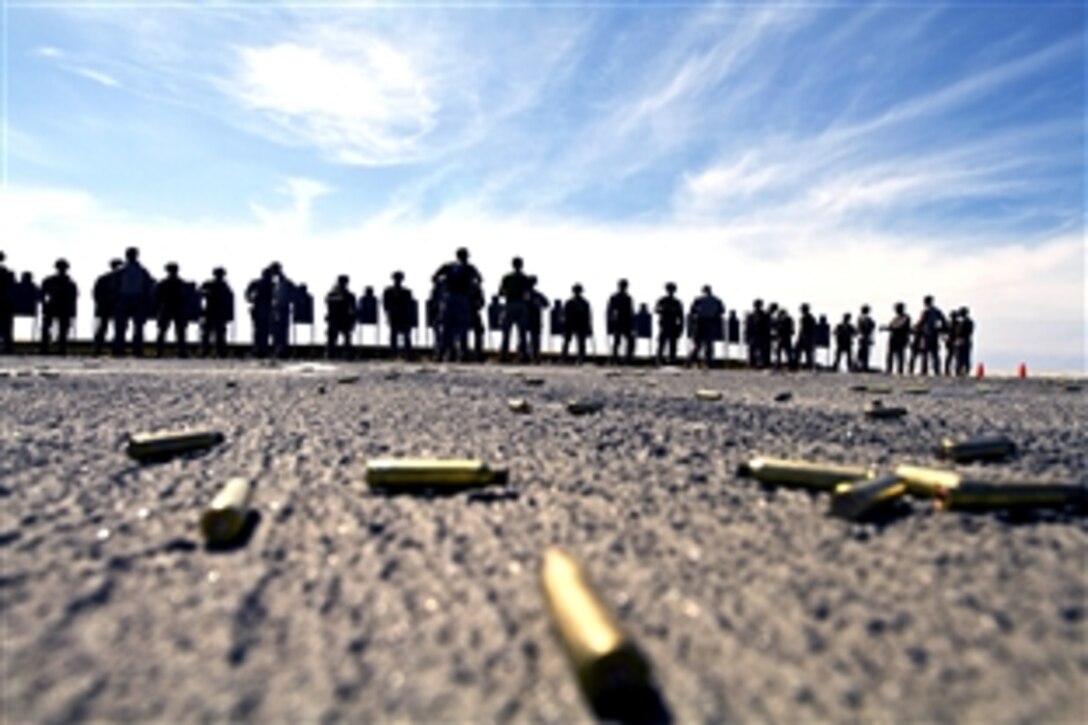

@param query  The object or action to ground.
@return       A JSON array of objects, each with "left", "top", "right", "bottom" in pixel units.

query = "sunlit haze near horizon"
[{"left": 1, "top": 1, "right": 1085, "bottom": 373}]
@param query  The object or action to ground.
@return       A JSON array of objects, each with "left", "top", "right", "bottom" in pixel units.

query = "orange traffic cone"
[
  {"left": 975, "top": 362, "right": 985, "bottom": 379},
  {"left": 1018, "top": 362, "right": 1027, "bottom": 379}
]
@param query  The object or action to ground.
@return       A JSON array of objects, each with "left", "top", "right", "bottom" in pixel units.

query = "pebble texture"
[{"left": 1, "top": 358, "right": 1086, "bottom": 723}]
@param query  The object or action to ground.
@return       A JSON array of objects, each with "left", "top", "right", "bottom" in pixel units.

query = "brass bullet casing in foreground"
[
  {"left": 200, "top": 477, "right": 253, "bottom": 545},
  {"left": 695, "top": 389, "right": 722, "bottom": 401},
  {"left": 830, "top": 474, "right": 908, "bottom": 520},
  {"left": 936, "top": 481, "right": 1086, "bottom": 511},
  {"left": 737, "top": 457, "right": 874, "bottom": 491},
  {"left": 936, "top": 434, "right": 1017, "bottom": 463},
  {"left": 567, "top": 399, "right": 605, "bottom": 415},
  {"left": 539, "top": 548, "right": 653, "bottom": 708},
  {"left": 864, "top": 400, "right": 907, "bottom": 419},
  {"left": 365, "top": 459, "right": 508, "bottom": 490},
  {"left": 126, "top": 430, "right": 225, "bottom": 461},
  {"left": 508, "top": 398, "right": 533, "bottom": 414},
  {"left": 894, "top": 464, "right": 962, "bottom": 498}
]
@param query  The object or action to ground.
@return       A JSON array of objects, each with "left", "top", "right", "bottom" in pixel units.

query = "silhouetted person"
[
  {"left": 793, "top": 304, "right": 816, "bottom": 369},
  {"left": 155, "top": 263, "right": 189, "bottom": 357},
  {"left": 269, "top": 263, "right": 295, "bottom": 359},
  {"left": 357, "top": 286, "right": 378, "bottom": 328},
  {"left": 325, "top": 275, "right": 357, "bottom": 359},
  {"left": 383, "top": 271, "right": 415, "bottom": 359},
  {"left": 745, "top": 299, "right": 769, "bottom": 368},
  {"left": 561, "top": 284, "right": 592, "bottom": 363},
  {"left": 919, "top": 295, "right": 947, "bottom": 376},
  {"left": 774, "top": 308, "right": 794, "bottom": 369},
  {"left": 0, "top": 251, "right": 14, "bottom": 354},
  {"left": 40, "top": 259, "right": 78, "bottom": 355},
  {"left": 955, "top": 307, "right": 974, "bottom": 376},
  {"left": 432, "top": 247, "right": 482, "bottom": 361},
  {"left": 654, "top": 282, "right": 684, "bottom": 365},
  {"left": 815, "top": 314, "right": 831, "bottom": 368},
  {"left": 856, "top": 304, "right": 875, "bottom": 372},
  {"left": 113, "top": 247, "right": 155, "bottom": 357},
  {"left": 200, "top": 267, "right": 234, "bottom": 358},
  {"left": 726, "top": 309, "right": 741, "bottom": 355},
  {"left": 689, "top": 285, "right": 724, "bottom": 366},
  {"left": 883, "top": 302, "right": 910, "bottom": 375},
  {"left": 607, "top": 279, "right": 635, "bottom": 364},
  {"left": 833, "top": 313, "right": 856, "bottom": 372},
  {"left": 12, "top": 272, "right": 41, "bottom": 322},
  {"left": 470, "top": 276, "right": 486, "bottom": 362},
  {"left": 487, "top": 295, "right": 504, "bottom": 334},
  {"left": 549, "top": 299, "right": 565, "bottom": 342},
  {"left": 246, "top": 267, "right": 274, "bottom": 358},
  {"left": 499, "top": 257, "right": 531, "bottom": 362},
  {"left": 524, "top": 276, "right": 548, "bottom": 363},
  {"left": 943, "top": 309, "right": 960, "bottom": 376},
  {"left": 90, "top": 259, "right": 123, "bottom": 356}
]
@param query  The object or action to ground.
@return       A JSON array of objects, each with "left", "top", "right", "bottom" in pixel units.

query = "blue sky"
[{"left": 2, "top": 1, "right": 1085, "bottom": 371}]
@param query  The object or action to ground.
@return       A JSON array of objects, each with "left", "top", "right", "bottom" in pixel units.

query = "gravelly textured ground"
[{"left": 1, "top": 357, "right": 1086, "bottom": 724}]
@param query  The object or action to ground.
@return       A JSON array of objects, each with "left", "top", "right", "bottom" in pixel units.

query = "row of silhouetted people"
[{"left": 0, "top": 248, "right": 974, "bottom": 374}]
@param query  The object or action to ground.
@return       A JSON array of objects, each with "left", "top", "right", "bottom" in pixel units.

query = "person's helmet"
[
  {"left": 166, "top": 262, "right": 179, "bottom": 274},
  {"left": 924, "top": 295, "right": 934, "bottom": 305},
  {"left": 110, "top": 258, "right": 123, "bottom": 270},
  {"left": 456, "top": 247, "right": 469, "bottom": 261},
  {"left": 213, "top": 267, "right": 226, "bottom": 278},
  {"left": 895, "top": 302, "right": 906, "bottom": 313},
  {"left": 861, "top": 304, "right": 870, "bottom": 314},
  {"left": 392, "top": 271, "right": 404, "bottom": 282},
  {"left": 55, "top": 258, "right": 69, "bottom": 270},
  {"left": 843, "top": 313, "right": 852, "bottom": 321},
  {"left": 337, "top": 274, "right": 349, "bottom": 286},
  {"left": 753, "top": 298, "right": 763, "bottom": 309},
  {"left": 125, "top": 247, "right": 139, "bottom": 261},
  {"left": 665, "top": 282, "right": 676, "bottom": 293},
  {"left": 960, "top": 306, "right": 969, "bottom": 315},
  {"left": 269, "top": 261, "right": 282, "bottom": 274},
  {"left": 512, "top": 257, "right": 523, "bottom": 269},
  {"left": 573, "top": 283, "right": 583, "bottom": 294},
  {"left": 702, "top": 285, "right": 712, "bottom": 294},
  {"left": 618, "top": 278, "right": 628, "bottom": 290},
  {"left": 800, "top": 303, "right": 810, "bottom": 313}
]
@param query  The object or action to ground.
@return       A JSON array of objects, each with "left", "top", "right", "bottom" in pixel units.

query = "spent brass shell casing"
[
  {"left": 936, "top": 434, "right": 1017, "bottom": 463},
  {"left": 126, "top": 430, "right": 225, "bottom": 461},
  {"left": 567, "top": 399, "right": 605, "bottom": 415},
  {"left": 508, "top": 398, "right": 533, "bottom": 414},
  {"left": 695, "top": 389, "right": 722, "bottom": 401},
  {"left": 936, "top": 481, "right": 1086, "bottom": 511},
  {"left": 864, "top": 400, "right": 907, "bottom": 419},
  {"left": 903, "top": 386, "right": 930, "bottom": 395},
  {"left": 337, "top": 375, "right": 360, "bottom": 385},
  {"left": 365, "top": 459, "right": 508, "bottom": 490},
  {"left": 522, "top": 377, "right": 546, "bottom": 387},
  {"left": 894, "top": 464, "right": 962, "bottom": 498},
  {"left": 737, "top": 457, "right": 874, "bottom": 491},
  {"left": 200, "top": 477, "right": 252, "bottom": 545},
  {"left": 539, "top": 548, "right": 653, "bottom": 707},
  {"left": 830, "top": 474, "right": 907, "bottom": 520}
]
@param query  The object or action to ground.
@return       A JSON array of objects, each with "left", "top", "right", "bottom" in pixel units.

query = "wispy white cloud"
[{"left": 72, "top": 66, "right": 121, "bottom": 88}]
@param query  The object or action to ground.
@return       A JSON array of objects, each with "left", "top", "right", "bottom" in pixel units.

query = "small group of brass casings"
[
  {"left": 895, "top": 465, "right": 1085, "bottom": 511},
  {"left": 737, "top": 457, "right": 900, "bottom": 520},
  {"left": 539, "top": 548, "right": 656, "bottom": 713},
  {"left": 126, "top": 430, "right": 225, "bottom": 461},
  {"left": 365, "top": 459, "right": 508, "bottom": 492}
]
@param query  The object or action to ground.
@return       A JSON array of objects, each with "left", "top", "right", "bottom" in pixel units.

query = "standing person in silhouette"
[
  {"left": 113, "top": 247, "right": 156, "bottom": 357},
  {"left": 40, "top": 259, "right": 78, "bottom": 355},
  {"left": 654, "top": 282, "right": 684, "bottom": 365},
  {"left": 498, "top": 257, "right": 531, "bottom": 362},
  {"left": 561, "top": 284, "right": 592, "bottom": 364},
  {"left": 745, "top": 299, "right": 769, "bottom": 369},
  {"left": 0, "top": 251, "right": 14, "bottom": 354},
  {"left": 382, "top": 271, "right": 415, "bottom": 359},
  {"left": 943, "top": 309, "right": 961, "bottom": 376},
  {"left": 325, "top": 274, "right": 357, "bottom": 360},
  {"left": 269, "top": 263, "right": 295, "bottom": 359},
  {"left": 883, "top": 302, "right": 910, "bottom": 375},
  {"left": 155, "top": 263, "right": 189, "bottom": 357},
  {"left": 794, "top": 304, "right": 817, "bottom": 370},
  {"left": 954, "top": 307, "right": 974, "bottom": 376},
  {"left": 245, "top": 266, "right": 274, "bottom": 358},
  {"left": 200, "top": 267, "right": 234, "bottom": 358},
  {"left": 525, "top": 276, "right": 548, "bottom": 363},
  {"left": 432, "top": 247, "right": 482, "bottom": 362},
  {"left": 918, "top": 295, "right": 947, "bottom": 376},
  {"left": 856, "top": 304, "right": 875, "bottom": 372},
  {"left": 92, "top": 259, "right": 122, "bottom": 356},
  {"left": 689, "top": 285, "right": 724, "bottom": 367},
  {"left": 832, "top": 313, "right": 857, "bottom": 372},
  {"left": 607, "top": 279, "right": 635, "bottom": 364},
  {"left": 774, "top": 307, "right": 794, "bottom": 370}
]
